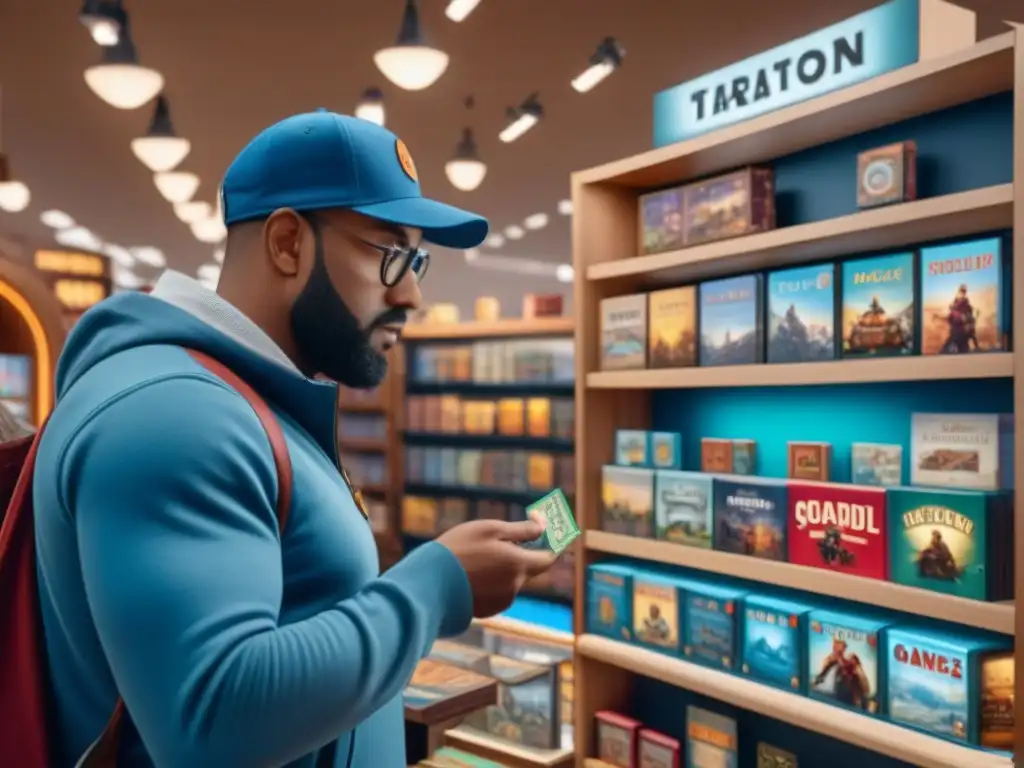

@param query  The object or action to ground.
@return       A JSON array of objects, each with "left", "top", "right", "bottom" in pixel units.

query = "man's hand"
[{"left": 436, "top": 517, "right": 558, "bottom": 618}]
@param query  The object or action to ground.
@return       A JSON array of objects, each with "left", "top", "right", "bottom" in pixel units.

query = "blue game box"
[{"left": 740, "top": 594, "right": 813, "bottom": 693}]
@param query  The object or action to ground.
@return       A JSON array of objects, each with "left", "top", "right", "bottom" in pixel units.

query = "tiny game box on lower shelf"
[
  {"left": 740, "top": 595, "right": 812, "bottom": 693},
  {"left": 686, "top": 706, "right": 737, "bottom": 768},
  {"left": 586, "top": 563, "right": 634, "bottom": 642},
  {"left": 807, "top": 608, "right": 888, "bottom": 716},
  {"left": 681, "top": 578, "right": 745, "bottom": 672}
]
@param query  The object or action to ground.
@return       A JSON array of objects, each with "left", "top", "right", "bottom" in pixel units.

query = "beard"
[{"left": 289, "top": 226, "right": 402, "bottom": 389}]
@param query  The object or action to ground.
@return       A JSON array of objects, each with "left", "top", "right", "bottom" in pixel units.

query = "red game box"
[
  {"left": 787, "top": 481, "right": 888, "bottom": 580},
  {"left": 595, "top": 710, "right": 642, "bottom": 768},
  {"left": 638, "top": 728, "right": 681, "bottom": 768}
]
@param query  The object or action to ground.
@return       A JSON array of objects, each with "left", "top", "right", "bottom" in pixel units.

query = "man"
[{"left": 32, "top": 110, "right": 557, "bottom": 767}]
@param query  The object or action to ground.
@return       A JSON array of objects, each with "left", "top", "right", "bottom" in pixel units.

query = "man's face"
[{"left": 275, "top": 209, "right": 423, "bottom": 388}]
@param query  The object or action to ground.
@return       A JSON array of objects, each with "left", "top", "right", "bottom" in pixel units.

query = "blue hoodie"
[{"left": 32, "top": 272, "right": 473, "bottom": 767}]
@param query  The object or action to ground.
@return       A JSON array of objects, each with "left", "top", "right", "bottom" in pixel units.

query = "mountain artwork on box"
[
  {"left": 767, "top": 263, "right": 836, "bottom": 363},
  {"left": 699, "top": 274, "right": 763, "bottom": 366}
]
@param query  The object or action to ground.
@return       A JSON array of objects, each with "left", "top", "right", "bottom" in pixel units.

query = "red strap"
[{"left": 78, "top": 349, "right": 294, "bottom": 766}]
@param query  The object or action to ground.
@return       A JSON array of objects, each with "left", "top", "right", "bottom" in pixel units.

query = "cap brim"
[{"left": 351, "top": 196, "right": 488, "bottom": 249}]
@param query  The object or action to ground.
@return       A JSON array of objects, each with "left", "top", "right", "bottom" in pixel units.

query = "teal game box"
[
  {"left": 807, "top": 608, "right": 889, "bottom": 716},
  {"left": 632, "top": 568, "right": 684, "bottom": 656},
  {"left": 586, "top": 563, "right": 634, "bottom": 642},
  {"left": 886, "top": 626, "right": 1013, "bottom": 748},
  {"left": 654, "top": 469, "right": 713, "bottom": 549},
  {"left": 887, "top": 487, "right": 1014, "bottom": 601},
  {"left": 681, "top": 578, "right": 745, "bottom": 672},
  {"left": 740, "top": 594, "right": 813, "bottom": 693}
]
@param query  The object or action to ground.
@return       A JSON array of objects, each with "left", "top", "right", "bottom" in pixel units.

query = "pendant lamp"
[
  {"left": 84, "top": 15, "right": 164, "bottom": 109},
  {"left": 131, "top": 95, "right": 191, "bottom": 171},
  {"left": 445, "top": 96, "right": 486, "bottom": 191},
  {"left": 0, "top": 155, "right": 29, "bottom": 213},
  {"left": 355, "top": 87, "right": 386, "bottom": 126},
  {"left": 374, "top": 0, "right": 449, "bottom": 91}
]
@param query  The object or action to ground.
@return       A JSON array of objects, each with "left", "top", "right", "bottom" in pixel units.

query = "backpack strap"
[{"left": 77, "top": 349, "right": 294, "bottom": 767}]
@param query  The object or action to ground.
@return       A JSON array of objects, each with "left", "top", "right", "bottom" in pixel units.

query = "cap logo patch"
[{"left": 396, "top": 139, "right": 418, "bottom": 182}]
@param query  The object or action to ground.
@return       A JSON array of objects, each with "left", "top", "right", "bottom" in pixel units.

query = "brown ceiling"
[{"left": 0, "top": 0, "right": 1020, "bottom": 301}]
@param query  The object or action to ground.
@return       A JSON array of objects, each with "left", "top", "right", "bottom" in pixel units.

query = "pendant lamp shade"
[
  {"left": 173, "top": 200, "right": 211, "bottom": 224},
  {"left": 374, "top": 0, "right": 449, "bottom": 91},
  {"left": 355, "top": 87, "right": 386, "bottom": 126},
  {"left": 191, "top": 216, "right": 227, "bottom": 244},
  {"left": 444, "top": 128, "right": 486, "bottom": 191},
  {"left": 84, "top": 20, "right": 163, "bottom": 109},
  {"left": 131, "top": 95, "right": 191, "bottom": 171},
  {"left": 154, "top": 171, "right": 199, "bottom": 203},
  {"left": 0, "top": 155, "right": 30, "bottom": 213}
]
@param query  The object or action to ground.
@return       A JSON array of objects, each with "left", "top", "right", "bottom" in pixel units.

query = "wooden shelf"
[
  {"left": 577, "top": 635, "right": 1010, "bottom": 768},
  {"left": 444, "top": 726, "right": 574, "bottom": 768},
  {"left": 473, "top": 616, "right": 574, "bottom": 646},
  {"left": 587, "top": 530, "right": 1014, "bottom": 635},
  {"left": 574, "top": 33, "right": 1013, "bottom": 190},
  {"left": 337, "top": 438, "right": 388, "bottom": 453},
  {"left": 587, "top": 353, "right": 1012, "bottom": 390},
  {"left": 337, "top": 400, "right": 386, "bottom": 413},
  {"left": 403, "top": 317, "right": 574, "bottom": 341},
  {"left": 587, "top": 185, "right": 1012, "bottom": 284}
]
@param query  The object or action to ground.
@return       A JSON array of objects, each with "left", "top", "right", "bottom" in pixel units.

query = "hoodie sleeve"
[{"left": 60, "top": 374, "right": 473, "bottom": 768}]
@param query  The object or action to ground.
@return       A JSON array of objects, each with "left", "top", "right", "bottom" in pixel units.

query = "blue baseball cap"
[{"left": 221, "top": 109, "right": 488, "bottom": 249}]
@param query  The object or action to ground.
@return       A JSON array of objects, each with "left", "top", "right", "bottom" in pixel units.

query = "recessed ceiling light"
[
  {"left": 102, "top": 243, "right": 134, "bottom": 267},
  {"left": 485, "top": 234, "right": 505, "bottom": 248},
  {"left": 55, "top": 226, "right": 103, "bottom": 252},
  {"left": 557, "top": 199, "right": 573, "bottom": 216},
  {"left": 523, "top": 213, "right": 548, "bottom": 230},
  {"left": 504, "top": 225, "right": 525, "bottom": 240},
  {"left": 173, "top": 200, "right": 211, "bottom": 224},
  {"left": 130, "top": 246, "right": 166, "bottom": 268},
  {"left": 40, "top": 209, "right": 75, "bottom": 229},
  {"left": 556, "top": 264, "right": 575, "bottom": 283}
]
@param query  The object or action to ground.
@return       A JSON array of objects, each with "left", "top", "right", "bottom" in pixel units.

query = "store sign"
[
  {"left": 652, "top": 0, "right": 920, "bottom": 147},
  {"left": 33, "top": 249, "right": 111, "bottom": 313}
]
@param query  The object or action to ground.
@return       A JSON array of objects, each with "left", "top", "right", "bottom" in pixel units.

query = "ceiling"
[{"left": 0, "top": 0, "right": 1021, "bottom": 310}]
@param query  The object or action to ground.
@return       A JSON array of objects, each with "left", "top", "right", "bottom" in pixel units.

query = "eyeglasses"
[{"left": 350, "top": 234, "right": 430, "bottom": 288}]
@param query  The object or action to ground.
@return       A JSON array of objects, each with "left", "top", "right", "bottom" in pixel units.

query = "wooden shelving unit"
[{"left": 569, "top": 27, "right": 1024, "bottom": 768}]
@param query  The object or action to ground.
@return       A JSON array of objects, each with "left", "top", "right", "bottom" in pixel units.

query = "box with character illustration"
[
  {"left": 632, "top": 570, "right": 683, "bottom": 655},
  {"left": 807, "top": 609, "right": 887, "bottom": 716},
  {"left": 586, "top": 563, "right": 634, "bottom": 642}
]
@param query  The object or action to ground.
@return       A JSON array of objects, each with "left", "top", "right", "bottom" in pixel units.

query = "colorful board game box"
[
  {"left": 920, "top": 236, "right": 1006, "bottom": 355},
  {"left": 686, "top": 706, "right": 738, "bottom": 768},
  {"left": 740, "top": 594, "right": 812, "bottom": 692},
  {"left": 787, "top": 442, "right": 831, "bottom": 482},
  {"left": 807, "top": 609, "right": 887, "bottom": 716},
  {"left": 886, "top": 626, "right": 1012, "bottom": 745},
  {"left": 701, "top": 438, "right": 733, "bottom": 473},
  {"left": 640, "top": 187, "right": 686, "bottom": 255},
  {"left": 463, "top": 654, "right": 560, "bottom": 750},
  {"left": 683, "top": 167, "right": 775, "bottom": 246},
  {"left": 601, "top": 466, "right": 655, "bottom": 538},
  {"left": 632, "top": 569, "right": 683, "bottom": 654},
  {"left": 731, "top": 439, "right": 757, "bottom": 475},
  {"left": 840, "top": 251, "right": 915, "bottom": 357},
  {"left": 681, "top": 579, "right": 744, "bottom": 671},
  {"left": 600, "top": 294, "right": 648, "bottom": 370},
  {"left": 648, "top": 286, "right": 698, "bottom": 368},
  {"left": 596, "top": 710, "right": 641, "bottom": 768},
  {"left": 756, "top": 743, "right": 798, "bottom": 767},
  {"left": 699, "top": 274, "right": 763, "bottom": 366},
  {"left": 766, "top": 263, "right": 836, "bottom": 363},
  {"left": 639, "top": 729, "right": 681, "bottom": 768},
  {"left": 713, "top": 476, "right": 787, "bottom": 561},
  {"left": 979, "top": 649, "right": 1014, "bottom": 751},
  {"left": 787, "top": 481, "right": 888, "bottom": 581},
  {"left": 651, "top": 431, "right": 683, "bottom": 470},
  {"left": 857, "top": 141, "right": 917, "bottom": 208},
  {"left": 615, "top": 429, "right": 650, "bottom": 467},
  {"left": 887, "top": 487, "right": 1013, "bottom": 601},
  {"left": 910, "top": 412, "right": 1014, "bottom": 491},
  {"left": 654, "top": 470, "right": 713, "bottom": 549},
  {"left": 851, "top": 443, "right": 902, "bottom": 487},
  {"left": 586, "top": 563, "right": 634, "bottom": 642}
]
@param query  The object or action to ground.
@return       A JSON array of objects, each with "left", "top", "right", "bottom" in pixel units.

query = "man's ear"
[{"left": 263, "top": 208, "right": 304, "bottom": 277}]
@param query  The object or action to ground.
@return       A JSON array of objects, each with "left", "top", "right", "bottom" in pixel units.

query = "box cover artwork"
[
  {"left": 766, "top": 263, "right": 836, "bottom": 363},
  {"left": 641, "top": 187, "right": 686, "bottom": 255},
  {"left": 920, "top": 236, "right": 1005, "bottom": 355},
  {"left": 649, "top": 285, "right": 698, "bottom": 368},
  {"left": 615, "top": 429, "right": 650, "bottom": 467},
  {"left": 740, "top": 595, "right": 810, "bottom": 692},
  {"left": 586, "top": 563, "right": 633, "bottom": 642},
  {"left": 654, "top": 469, "right": 713, "bottom": 549},
  {"left": 856, "top": 141, "right": 917, "bottom": 208},
  {"left": 807, "top": 609, "right": 886, "bottom": 715},
  {"left": 651, "top": 431, "right": 683, "bottom": 470},
  {"left": 756, "top": 743, "right": 798, "bottom": 768},
  {"left": 699, "top": 274, "right": 763, "bottom": 366},
  {"left": 683, "top": 581, "right": 743, "bottom": 671},
  {"left": 851, "top": 442, "right": 902, "bottom": 487},
  {"left": 601, "top": 465, "right": 654, "bottom": 538},
  {"left": 683, "top": 167, "right": 775, "bottom": 246},
  {"left": 686, "top": 706, "right": 738, "bottom": 768},
  {"left": 464, "top": 655, "right": 559, "bottom": 750},
  {"left": 840, "top": 251, "right": 915, "bottom": 357},
  {"left": 639, "top": 728, "right": 681, "bottom": 768},
  {"left": 600, "top": 294, "right": 647, "bottom": 370},
  {"left": 0, "top": 354, "right": 30, "bottom": 398},
  {"left": 596, "top": 710, "right": 642, "bottom": 767},
  {"left": 403, "top": 658, "right": 497, "bottom": 725},
  {"left": 713, "top": 477, "right": 787, "bottom": 561},
  {"left": 979, "top": 650, "right": 1014, "bottom": 751},
  {"left": 633, "top": 572, "right": 681, "bottom": 653},
  {"left": 911, "top": 412, "right": 1013, "bottom": 492},
  {"left": 787, "top": 481, "right": 888, "bottom": 581}
]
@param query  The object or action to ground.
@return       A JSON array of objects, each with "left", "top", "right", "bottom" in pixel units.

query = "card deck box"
[
  {"left": 807, "top": 608, "right": 887, "bottom": 716},
  {"left": 632, "top": 569, "right": 683, "bottom": 654},
  {"left": 787, "top": 442, "right": 831, "bottom": 482},
  {"left": 680, "top": 578, "right": 745, "bottom": 671},
  {"left": 683, "top": 167, "right": 775, "bottom": 246},
  {"left": 712, "top": 476, "right": 787, "bottom": 561},
  {"left": 686, "top": 705, "right": 738, "bottom": 768},
  {"left": 702, "top": 438, "right": 755, "bottom": 474},
  {"left": 740, "top": 594, "right": 812, "bottom": 692},
  {"left": 885, "top": 626, "right": 1012, "bottom": 747},
  {"left": 615, "top": 430, "right": 650, "bottom": 467},
  {"left": 600, "top": 294, "right": 647, "bottom": 371},
  {"left": 639, "top": 728, "right": 681, "bottom": 768},
  {"left": 462, "top": 654, "right": 560, "bottom": 750},
  {"left": 857, "top": 141, "right": 917, "bottom": 208},
  {"left": 910, "top": 412, "right": 1014, "bottom": 491},
  {"left": 595, "top": 710, "right": 642, "bottom": 768},
  {"left": 654, "top": 469, "right": 713, "bottom": 549},
  {"left": 601, "top": 465, "right": 655, "bottom": 538},
  {"left": 587, "top": 563, "right": 634, "bottom": 642}
]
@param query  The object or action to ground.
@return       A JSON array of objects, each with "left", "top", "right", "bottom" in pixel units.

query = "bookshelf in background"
[{"left": 400, "top": 317, "right": 577, "bottom": 603}]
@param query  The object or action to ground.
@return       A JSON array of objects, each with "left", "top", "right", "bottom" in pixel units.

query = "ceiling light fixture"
[
  {"left": 557, "top": 199, "right": 573, "bottom": 216},
  {"left": 84, "top": 13, "right": 164, "bottom": 109},
  {"left": 191, "top": 216, "right": 227, "bottom": 244},
  {"left": 445, "top": 0, "right": 482, "bottom": 22},
  {"left": 499, "top": 93, "right": 543, "bottom": 143},
  {"left": 523, "top": 213, "right": 548, "bottom": 230},
  {"left": 112, "top": 261, "right": 144, "bottom": 289},
  {"left": 131, "top": 95, "right": 191, "bottom": 172},
  {"left": 504, "top": 225, "right": 524, "bottom": 240},
  {"left": 485, "top": 234, "right": 505, "bottom": 249},
  {"left": 40, "top": 210, "right": 75, "bottom": 229},
  {"left": 463, "top": 248, "right": 480, "bottom": 262},
  {"left": 129, "top": 246, "right": 166, "bottom": 268},
  {"left": 173, "top": 200, "right": 211, "bottom": 224},
  {"left": 79, "top": 0, "right": 124, "bottom": 47},
  {"left": 197, "top": 263, "right": 222, "bottom": 289},
  {"left": 154, "top": 170, "right": 199, "bottom": 203},
  {"left": 102, "top": 242, "right": 134, "bottom": 267},
  {"left": 571, "top": 37, "right": 625, "bottom": 93},
  {"left": 355, "top": 87, "right": 386, "bottom": 126},
  {"left": 555, "top": 264, "right": 575, "bottom": 283},
  {"left": 55, "top": 226, "right": 103, "bottom": 252},
  {"left": 0, "top": 155, "right": 30, "bottom": 213},
  {"left": 374, "top": 0, "right": 449, "bottom": 91},
  {"left": 445, "top": 96, "right": 486, "bottom": 192}
]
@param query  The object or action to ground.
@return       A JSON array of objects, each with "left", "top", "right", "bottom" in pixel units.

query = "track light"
[
  {"left": 154, "top": 171, "right": 199, "bottom": 203},
  {"left": 374, "top": 0, "right": 449, "bottom": 91},
  {"left": 499, "top": 94, "right": 543, "bottom": 143},
  {"left": 79, "top": 0, "right": 124, "bottom": 46},
  {"left": 84, "top": 14, "right": 163, "bottom": 109},
  {"left": 0, "top": 154, "right": 30, "bottom": 213},
  {"left": 445, "top": 0, "right": 481, "bottom": 22},
  {"left": 131, "top": 95, "right": 191, "bottom": 172},
  {"left": 572, "top": 37, "right": 625, "bottom": 93},
  {"left": 355, "top": 87, "right": 386, "bottom": 126}
]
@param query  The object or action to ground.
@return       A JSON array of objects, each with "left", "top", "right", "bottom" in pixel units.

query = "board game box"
[
  {"left": 654, "top": 469, "right": 713, "bottom": 549},
  {"left": 586, "top": 563, "right": 634, "bottom": 642},
  {"left": 427, "top": 640, "right": 492, "bottom": 674},
  {"left": 840, "top": 251, "right": 915, "bottom": 357},
  {"left": 639, "top": 729, "right": 681, "bottom": 768},
  {"left": 920, "top": 236, "right": 1006, "bottom": 355},
  {"left": 740, "top": 594, "right": 812, "bottom": 692},
  {"left": 596, "top": 710, "right": 641, "bottom": 768},
  {"left": 979, "top": 649, "right": 1014, "bottom": 751},
  {"left": 886, "top": 626, "right": 1012, "bottom": 745},
  {"left": 887, "top": 486, "right": 1013, "bottom": 601},
  {"left": 651, "top": 431, "right": 683, "bottom": 470},
  {"left": 600, "top": 294, "right": 648, "bottom": 370},
  {"left": 615, "top": 430, "right": 650, "bottom": 467},
  {"left": 683, "top": 167, "right": 775, "bottom": 246},
  {"left": 602, "top": 465, "right": 655, "bottom": 538},
  {"left": 632, "top": 570, "right": 682, "bottom": 654},
  {"left": 462, "top": 654, "right": 560, "bottom": 750},
  {"left": 787, "top": 442, "right": 831, "bottom": 482},
  {"left": 755, "top": 743, "right": 798, "bottom": 767},
  {"left": 403, "top": 658, "right": 498, "bottom": 725},
  {"left": 713, "top": 476, "right": 787, "bottom": 561},
  {"left": 787, "top": 481, "right": 888, "bottom": 581},
  {"left": 640, "top": 186, "right": 686, "bottom": 255},
  {"left": 807, "top": 608, "right": 887, "bottom": 716},
  {"left": 851, "top": 442, "right": 902, "bottom": 487},
  {"left": 699, "top": 274, "right": 764, "bottom": 366},
  {"left": 731, "top": 440, "right": 757, "bottom": 475},
  {"left": 648, "top": 286, "right": 698, "bottom": 368},
  {"left": 856, "top": 141, "right": 917, "bottom": 208},
  {"left": 686, "top": 706, "right": 738, "bottom": 768},
  {"left": 681, "top": 579, "right": 744, "bottom": 671},
  {"left": 910, "top": 412, "right": 1014, "bottom": 491},
  {"left": 766, "top": 263, "right": 836, "bottom": 363},
  {"left": 701, "top": 438, "right": 733, "bottom": 473}
]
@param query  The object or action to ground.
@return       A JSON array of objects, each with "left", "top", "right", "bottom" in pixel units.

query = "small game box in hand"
[{"left": 525, "top": 488, "right": 580, "bottom": 555}]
